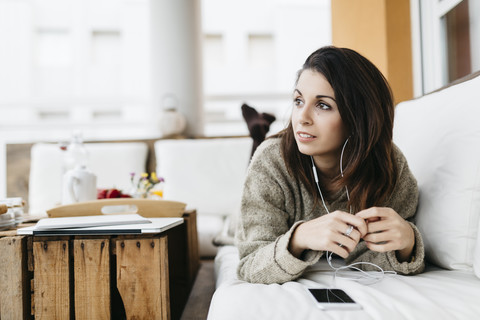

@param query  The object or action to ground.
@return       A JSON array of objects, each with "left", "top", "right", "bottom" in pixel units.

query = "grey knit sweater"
[{"left": 235, "top": 138, "right": 425, "bottom": 284}]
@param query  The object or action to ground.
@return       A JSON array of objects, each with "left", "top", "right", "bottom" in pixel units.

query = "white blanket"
[{"left": 208, "top": 246, "right": 480, "bottom": 320}]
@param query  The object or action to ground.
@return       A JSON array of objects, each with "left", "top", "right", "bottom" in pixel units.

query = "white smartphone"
[{"left": 307, "top": 288, "right": 362, "bottom": 310}]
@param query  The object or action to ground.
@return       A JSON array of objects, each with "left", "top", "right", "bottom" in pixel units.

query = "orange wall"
[{"left": 331, "top": 0, "right": 413, "bottom": 103}]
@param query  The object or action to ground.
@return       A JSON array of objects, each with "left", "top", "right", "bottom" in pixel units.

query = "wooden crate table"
[{"left": 0, "top": 210, "right": 199, "bottom": 320}]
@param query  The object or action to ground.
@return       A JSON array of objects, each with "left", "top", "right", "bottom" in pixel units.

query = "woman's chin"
[{"left": 297, "top": 145, "right": 315, "bottom": 157}]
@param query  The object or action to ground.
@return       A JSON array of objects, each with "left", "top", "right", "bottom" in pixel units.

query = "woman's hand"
[
  {"left": 355, "top": 207, "right": 415, "bottom": 262},
  {"left": 289, "top": 211, "right": 367, "bottom": 259}
]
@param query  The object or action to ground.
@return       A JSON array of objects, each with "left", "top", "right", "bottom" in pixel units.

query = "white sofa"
[
  {"left": 155, "top": 137, "right": 252, "bottom": 257},
  {"left": 206, "top": 73, "right": 480, "bottom": 319},
  {"left": 28, "top": 142, "right": 148, "bottom": 216}
]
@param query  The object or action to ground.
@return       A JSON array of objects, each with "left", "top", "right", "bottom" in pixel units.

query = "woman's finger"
[
  {"left": 331, "top": 210, "right": 368, "bottom": 237},
  {"left": 332, "top": 232, "right": 358, "bottom": 254},
  {"left": 363, "top": 231, "right": 389, "bottom": 244},
  {"left": 325, "top": 240, "right": 351, "bottom": 258},
  {"left": 365, "top": 219, "right": 389, "bottom": 234},
  {"left": 356, "top": 207, "right": 391, "bottom": 220},
  {"left": 347, "top": 228, "right": 361, "bottom": 243}
]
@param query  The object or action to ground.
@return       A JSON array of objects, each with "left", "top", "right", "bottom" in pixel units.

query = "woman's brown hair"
[{"left": 275, "top": 46, "right": 397, "bottom": 212}]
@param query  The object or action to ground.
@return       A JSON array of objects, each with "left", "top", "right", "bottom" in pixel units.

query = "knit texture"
[{"left": 235, "top": 138, "right": 425, "bottom": 284}]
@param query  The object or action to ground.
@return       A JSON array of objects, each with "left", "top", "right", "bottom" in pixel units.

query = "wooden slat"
[
  {"left": 28, "top": 238, "right": 34, "bottom": 318},
  {"left": 183, "top": 210, "right": 200, "bottom": 285},
  {"left": 33, "top": 240, "right": 70, "bottom": 320},
  {"left": 159, "top": 236, "right": 170, "bottom": 320},
  {"left": 74, "top": 239, "right": 110, "bottom": 320},
  {"left": 0, "top": 236, "right": 28, "bottom": 319},
  {"left": 30, "top": 279, "right": 34, "bottom": 317},
  {"left": 116, "top": 237, "right": 170, "bottom": 320}
]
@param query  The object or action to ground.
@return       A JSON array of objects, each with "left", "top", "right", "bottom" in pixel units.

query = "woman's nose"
[{"left": 298, "top": 104, "right": 313, "bottom": 125}]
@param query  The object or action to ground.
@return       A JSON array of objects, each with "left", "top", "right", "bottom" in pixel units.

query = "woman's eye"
[
  {"left": 317, "top": 102, "right": 331, "bottom": 110},
  {"left": 293, "top": 98, "right": 303, "bottom": 107}
]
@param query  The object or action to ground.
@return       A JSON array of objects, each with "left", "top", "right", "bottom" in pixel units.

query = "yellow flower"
[
  {"left": 130, "top": 172, "right": 164, "bottom": 198},
  {"left": 150, "top": 172, "right": 159, "bottom": 183},
  {"left": 151, "top": 190, "right": 164, "bottom": 198}
]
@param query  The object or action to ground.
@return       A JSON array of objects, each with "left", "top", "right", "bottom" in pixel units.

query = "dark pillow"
[{"left": 241, "top": 103, "right": 276, "bottom": 158}]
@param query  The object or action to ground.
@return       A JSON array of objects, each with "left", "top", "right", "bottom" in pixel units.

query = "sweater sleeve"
[
  {"left": 346, "top": 145, "right": 425, "bottom": 275},
  {"left": 235, "top": 142, "right": 321, "bottom": 284}
]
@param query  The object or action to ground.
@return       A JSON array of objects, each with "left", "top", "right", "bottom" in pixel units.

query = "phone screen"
[{"left": 308, "top": 288, "right": 356, "bottom": 304}]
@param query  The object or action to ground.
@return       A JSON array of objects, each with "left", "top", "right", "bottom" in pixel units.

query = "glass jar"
[{"left": 9, "top": 197, "right": 24, "bottom": 226}]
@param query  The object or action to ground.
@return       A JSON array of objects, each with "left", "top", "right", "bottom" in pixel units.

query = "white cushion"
[
  {"left": 155, "top": 137, "right": 251, "bottom": 257},
  {"left": 155, "top": 138, "right": 251, "bottom": 217},
  {"left": 29, "top": 142, "right": 148, "bottom": 215},
  {"left": 393, "top": 74, "right": 480, "bottom": 271}
]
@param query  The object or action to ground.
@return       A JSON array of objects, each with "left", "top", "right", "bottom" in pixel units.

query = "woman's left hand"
[{"left": 355, "top": 207, "right": 415, "bottom": 262}]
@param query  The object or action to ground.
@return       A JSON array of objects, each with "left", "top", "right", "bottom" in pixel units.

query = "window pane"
[
  {"left": 443, "top": 0, "right": 472, "bottom": 82},
  {"left": 469, "top": 0, "right": 480, "bottom": 72},
  {"left": 204, "top": 34, "right": 224, "bottom": 69},
  {"left": 91, "top": 31, "right": 121, "bottom": 66},
  {"left": 36, "top": 29, "right": 72, "bottom": 67},
  {"left": 34, "top": 29, "right": 73, "bottom": 97},
  {"left": 247, "top": 34, "right": 274, "bottom": 69}
]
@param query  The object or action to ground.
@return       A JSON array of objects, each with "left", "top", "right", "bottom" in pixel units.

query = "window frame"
[{"left": 413, "top": 0, "right": 467, "bottom": 95}]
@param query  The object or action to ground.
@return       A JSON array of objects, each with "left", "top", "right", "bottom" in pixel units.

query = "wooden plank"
[
  {"left": 27, "top": 238, "right": 34, "bottom": 318},
  {"left": 165, "top": 223, "right": 188, "bottom": 320},
  {"left": 159, "top": 236, "right": 170, "bottom": 320},
  {"left": 33, "top": 240, "right": 70, "bottom": 320},
  {"left": 184, "top": 210, "right": 200, "bottom": 285},
  {"left": 0, "top": 236, "right": 29, "bottom": 320},
  {"left": 116, "top": 237, "right": 170, "bottom": 320},
  {"left": 74, "top": 239, "right": 110, "bottom": 320},
  {"left": 160, "top": 210, "right": 198, "bottom": 320},
  {"left": 30, "top": 279, "right": 34, "bottom": 317}
]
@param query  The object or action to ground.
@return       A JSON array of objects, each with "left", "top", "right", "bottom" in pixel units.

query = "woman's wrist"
[
  {"left": 396, "top": 244, "right": 414, "bottom": 262},
  {"left": 395, "top": 225, "right": 415, "bottom": 262},
  {"left": 288, "top": 222, "right": 307, "bottom": 259}
]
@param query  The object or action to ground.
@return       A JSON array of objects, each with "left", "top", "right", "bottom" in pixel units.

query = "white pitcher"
[
  {"left": 62, "top": 165, "right": 97, "bottom": 205},
  {"left": 158, "top": 108, "right": 186, "bottom": 137}
]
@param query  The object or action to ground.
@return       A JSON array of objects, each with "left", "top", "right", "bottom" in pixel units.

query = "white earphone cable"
[{"left": 310, "top": 138, "right": 396, "bottom": 284}]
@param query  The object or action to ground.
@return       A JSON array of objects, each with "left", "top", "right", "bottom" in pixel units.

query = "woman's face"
[{"left": 291, "top": 69, "right": 348, "bottom": 166}]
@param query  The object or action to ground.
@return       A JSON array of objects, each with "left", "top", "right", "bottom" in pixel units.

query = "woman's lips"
[{"left": 297, "top": 131, "right": 316, "bottom": 142}]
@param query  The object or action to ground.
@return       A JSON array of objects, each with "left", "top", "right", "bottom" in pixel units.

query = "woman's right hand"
[{"left": 288, "top": 211, "right": 367, "bottom": 259}]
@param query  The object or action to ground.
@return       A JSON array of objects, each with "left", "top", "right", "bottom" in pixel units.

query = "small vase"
[{"left": 128, "top": 186, "right": 147, "bottom": 199}]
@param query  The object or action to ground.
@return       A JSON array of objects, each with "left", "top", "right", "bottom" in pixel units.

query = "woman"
[{"left": 235, "top": 46, "right": 425, "bottom": 284}]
